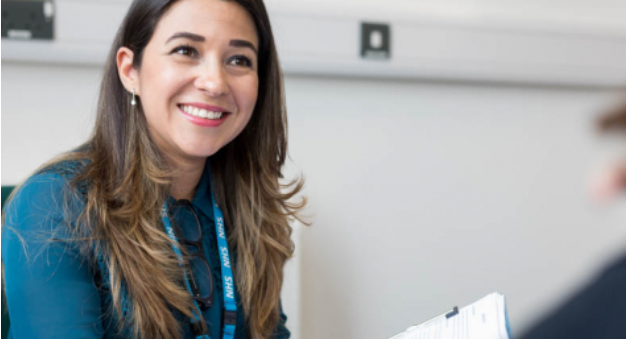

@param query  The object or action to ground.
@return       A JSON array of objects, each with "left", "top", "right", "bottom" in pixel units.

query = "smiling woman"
[
  {"left": 119, "top": 0, "right": 260, "bottom": 164},
  {"left": 1, "top": 1, "right": 305, "bottom": 339}
]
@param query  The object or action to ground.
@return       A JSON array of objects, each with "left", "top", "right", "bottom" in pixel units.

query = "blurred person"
[
  {"left": 519, "top": 102, "right": 626, "bottom": 339},
  {"left": 1, "top": 0, "right": 305, "bottom": 338}
]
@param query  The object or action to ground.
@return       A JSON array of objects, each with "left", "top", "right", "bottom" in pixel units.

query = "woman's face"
[{"left": 132, "top": 0, "right": 259, "bottom": 161}]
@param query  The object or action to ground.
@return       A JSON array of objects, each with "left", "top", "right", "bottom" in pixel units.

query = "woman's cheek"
[{"left": 241, "top": 77, "right": 259, "bottom": 114}]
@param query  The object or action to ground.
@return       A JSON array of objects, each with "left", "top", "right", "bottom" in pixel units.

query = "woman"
[{"left": 1, "top": 0, "right": 304, "bottom": 338}]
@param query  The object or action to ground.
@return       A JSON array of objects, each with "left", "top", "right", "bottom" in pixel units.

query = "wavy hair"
[{"left": 4, "top": 0, "right": 305, "bottom": 338}]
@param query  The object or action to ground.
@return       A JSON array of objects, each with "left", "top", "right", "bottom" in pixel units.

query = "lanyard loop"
[{"left": 161, "top": 167, "right": 238, "bottom": 339}]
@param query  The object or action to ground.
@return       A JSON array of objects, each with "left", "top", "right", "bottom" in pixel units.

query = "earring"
[{"left": 130, "top": 89, "right": 137, "bottom": 106}]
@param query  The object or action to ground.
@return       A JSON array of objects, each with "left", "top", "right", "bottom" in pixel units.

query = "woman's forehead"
[{"left": 154, "top": 0, "right": 258, "bottom": 47}]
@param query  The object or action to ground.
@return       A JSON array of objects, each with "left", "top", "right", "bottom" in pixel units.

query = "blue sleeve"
[
  {"left": 2, "top": 173, "right": 105, "bottom": 339},
  {"left": 273, "top": 300, "right": 291, "bottom": 339}
]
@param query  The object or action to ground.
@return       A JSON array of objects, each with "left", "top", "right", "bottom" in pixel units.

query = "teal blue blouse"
[{"left": 1, "top": 160, "right": 290, "bottom": 339}]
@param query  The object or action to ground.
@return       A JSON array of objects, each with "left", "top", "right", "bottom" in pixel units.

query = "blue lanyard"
[
  {"left": 161, "top": 184, "right": 237, "bottom": 339},
  {"left": 211, "top": 194, "right": 238, "bottom": 339}
]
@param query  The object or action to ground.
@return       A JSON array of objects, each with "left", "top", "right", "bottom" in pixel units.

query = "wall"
[
  {"left": 282, "top": 76, "right": 624, "bottom": 338},
  {"left": 2, "top": 0, "right": 625, "bottom": 338}
]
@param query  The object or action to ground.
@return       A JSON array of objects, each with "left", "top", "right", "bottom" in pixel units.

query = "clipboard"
[{"left": 389, "top": 293, "right": 512, "bottom": 339}]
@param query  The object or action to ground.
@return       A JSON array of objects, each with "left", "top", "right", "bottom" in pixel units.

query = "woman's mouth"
[
  {"left": 177, "top": 104, "right": 231, "bottom": 127},
  {"left": 179, "top": 104, "right": 226, "bottom": 120}
]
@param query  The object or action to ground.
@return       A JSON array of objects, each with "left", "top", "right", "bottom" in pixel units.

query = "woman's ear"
[{"left": 117, "top": 47, "right": 140, "bottom": 95}]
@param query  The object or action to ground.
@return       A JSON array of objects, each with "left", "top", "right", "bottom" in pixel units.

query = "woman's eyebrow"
[
  {"left": 166, "top": 32, "right": 205, "bottom": 43},
  {"left": 165, "top": 33, "right": 257, "bottom": 55},
  {"left": 230, "top": 39, "right": 258, "bottom": 55}
]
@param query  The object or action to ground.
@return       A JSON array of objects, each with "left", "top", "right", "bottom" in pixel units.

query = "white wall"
[
  {"left": 2, "top": 1, "right": 625, "bottom": 338},
  {"left": 282, "top": 76, "right": 625, "bottom": 338},
  {"left": 2, "top": 63, "right": 100, "bottom": 182}
]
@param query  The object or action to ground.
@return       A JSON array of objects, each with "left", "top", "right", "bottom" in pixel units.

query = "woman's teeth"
[{"left": 180, "top": 105, "right": 224, "bottom": 120}]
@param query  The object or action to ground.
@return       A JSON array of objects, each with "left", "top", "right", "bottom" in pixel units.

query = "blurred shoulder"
[{"left": 519, "top": 255, "right": 626, "bottom": 339}]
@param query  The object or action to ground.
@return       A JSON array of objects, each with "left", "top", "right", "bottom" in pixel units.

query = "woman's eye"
[
  {"left": 228, "top": 55, "right": 253, "bottom": 68},
  {"left": 171, "top": 45, "right": 199, "bottom": 58}
]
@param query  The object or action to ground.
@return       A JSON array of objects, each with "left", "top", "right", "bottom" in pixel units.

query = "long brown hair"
[{"left": 5, "top": 0, "right": 305, "bottom": 338}]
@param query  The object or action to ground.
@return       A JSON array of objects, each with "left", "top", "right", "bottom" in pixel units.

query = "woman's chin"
[{"left": 179, "top": 144, "right": 224, "bottom": 160}]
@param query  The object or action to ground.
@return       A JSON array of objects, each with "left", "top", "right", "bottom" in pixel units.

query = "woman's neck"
[{"left": 170, "top": 156, "right": 206, "bottom": 201}]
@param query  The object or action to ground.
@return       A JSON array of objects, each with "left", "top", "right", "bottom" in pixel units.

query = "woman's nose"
[{"left": 194, "top": 61, "right": 229, "bottom": 97}]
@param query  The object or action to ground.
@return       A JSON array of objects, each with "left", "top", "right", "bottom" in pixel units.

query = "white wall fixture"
[{"left": 2, "top": 0, "right": 624, "bottom": 87}]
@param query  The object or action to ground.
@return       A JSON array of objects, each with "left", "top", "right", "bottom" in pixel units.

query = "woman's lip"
[
  {"left": 178, "top": 103, "right": 231, "bottom": 113},
  {"left": 178, "top": 106, "right": 229, "bottom": 127}
]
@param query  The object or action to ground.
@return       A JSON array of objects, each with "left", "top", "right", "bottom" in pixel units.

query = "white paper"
[{"left": 390, "top": 293, "right": 510, "bottom": 339}]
